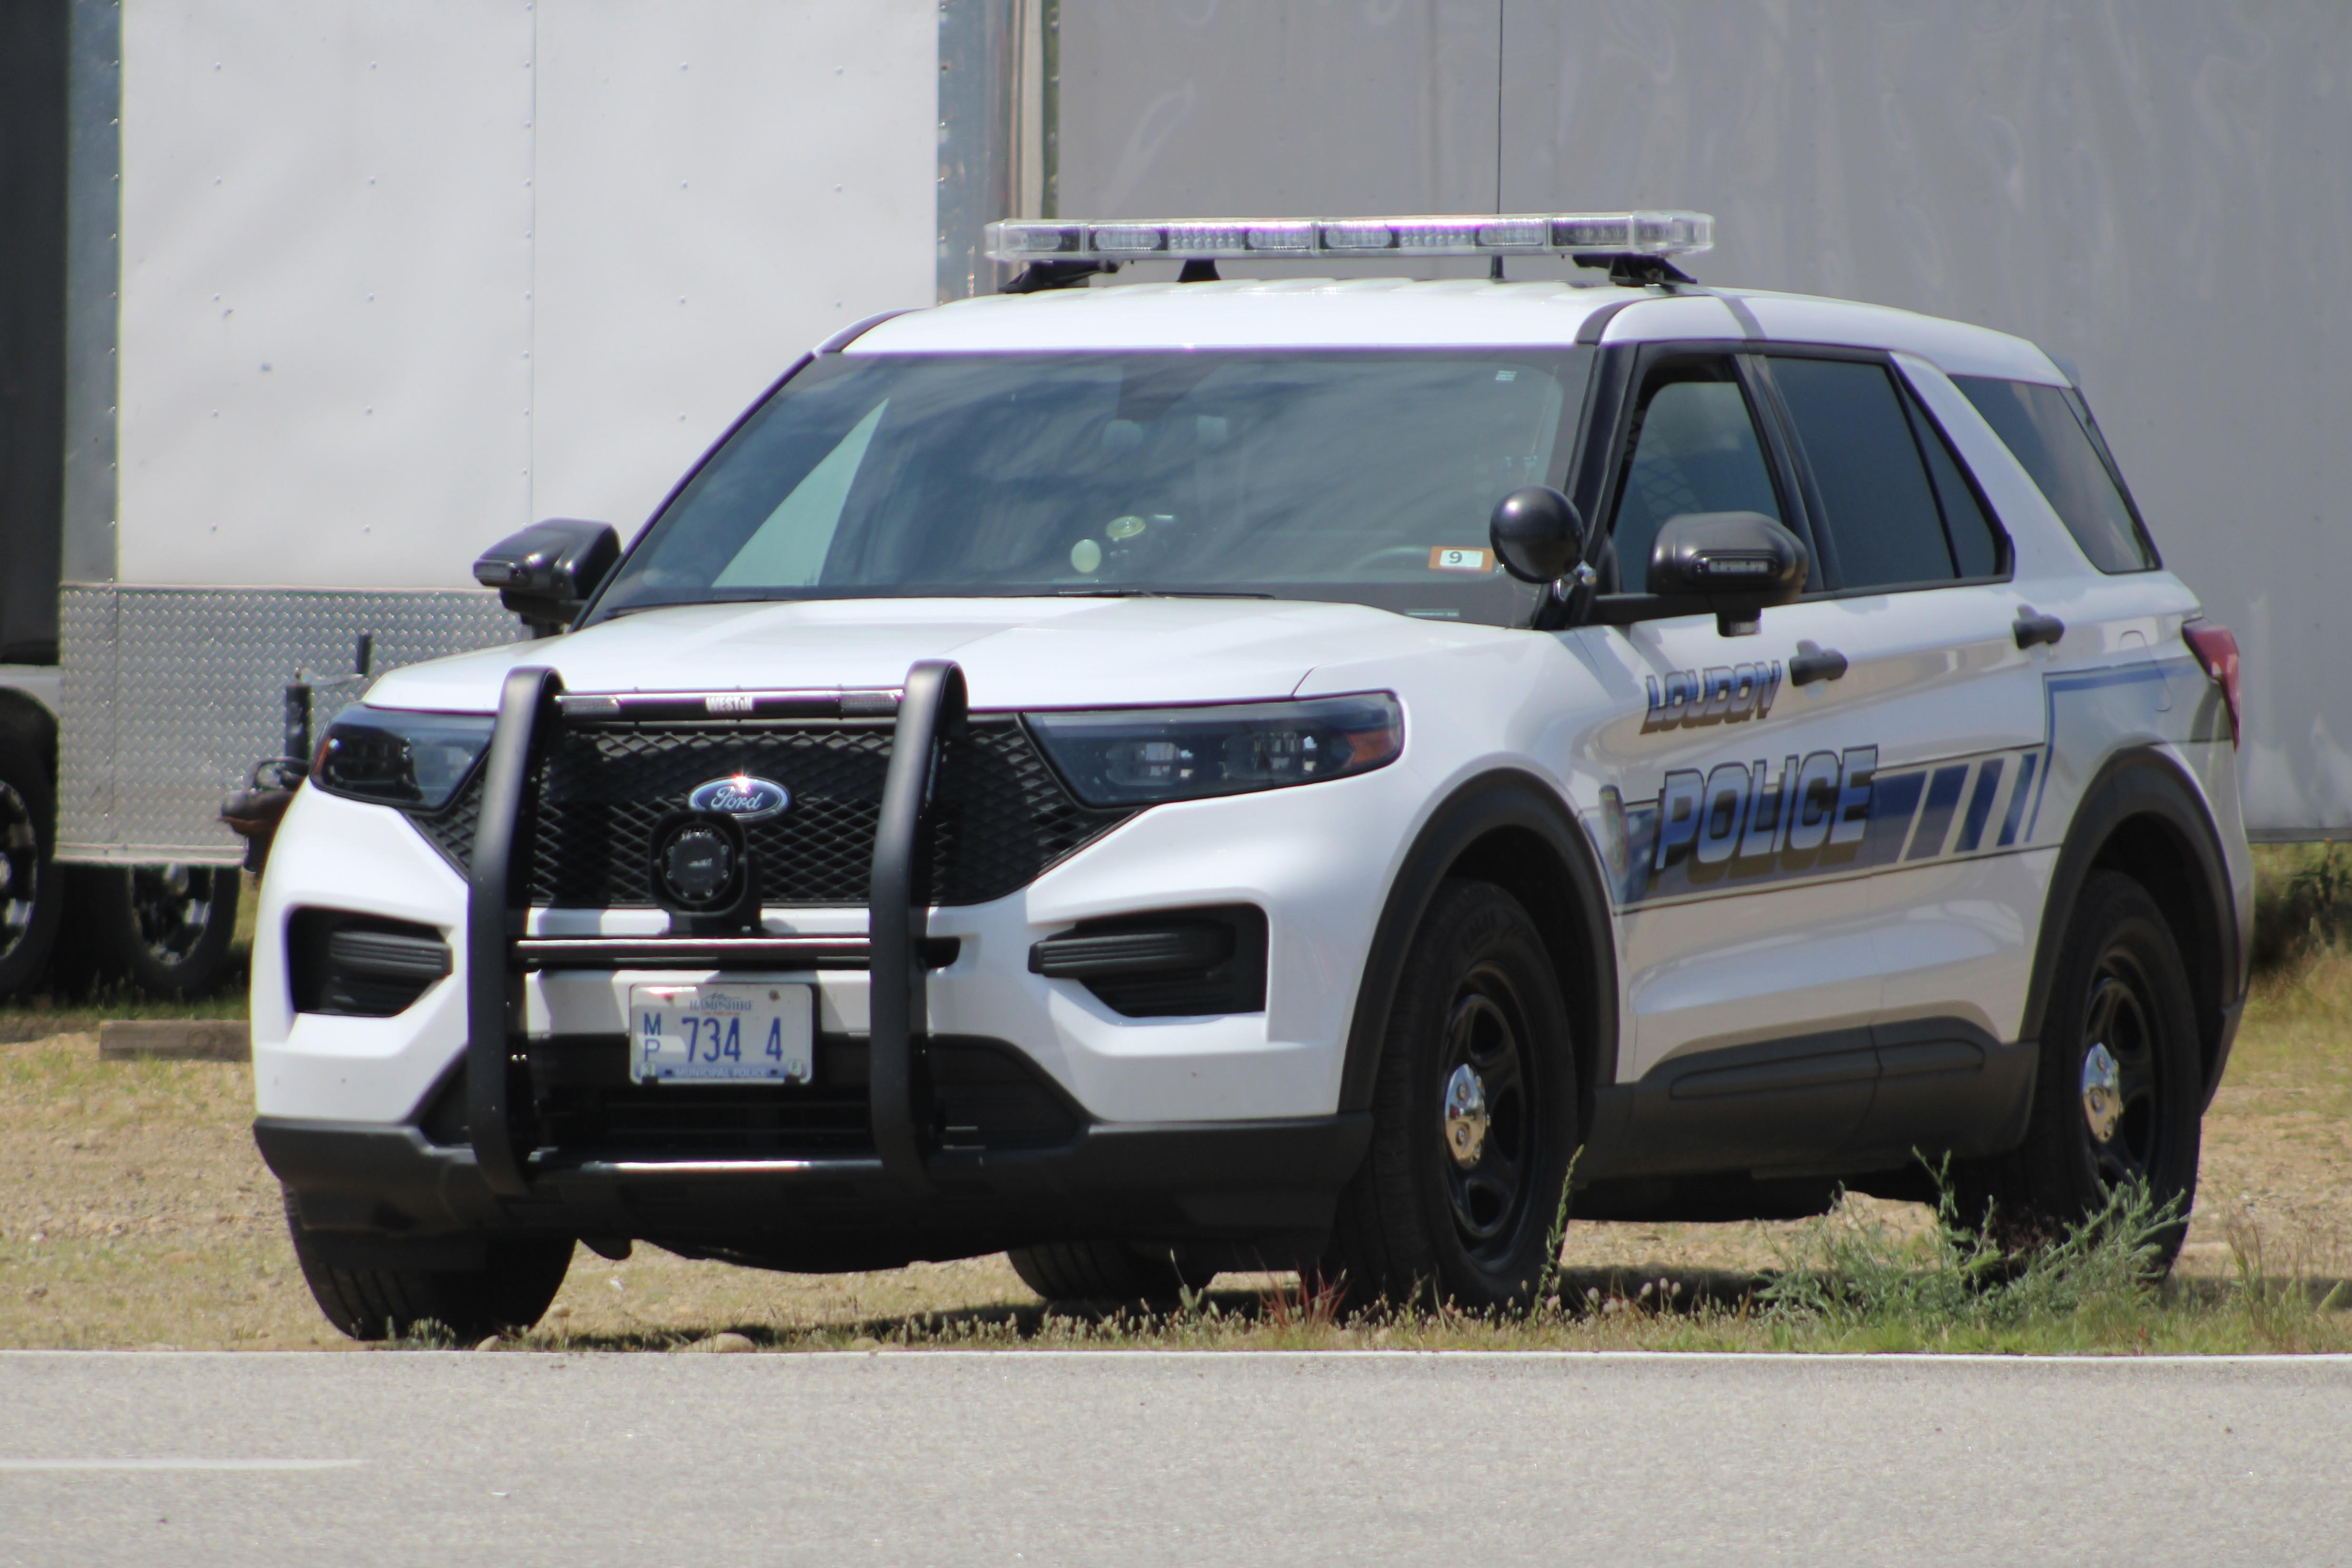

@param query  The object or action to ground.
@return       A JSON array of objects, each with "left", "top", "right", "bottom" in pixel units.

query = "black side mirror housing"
[
  {"left": 473, "top": 519, "right": 622, "bottom": 637},
  {"left": 1648, "top": 511, "right": 1808, "bottom": 636},
  {"left": 1489, "top": 486, "right": 1587, "bottom": 584}
]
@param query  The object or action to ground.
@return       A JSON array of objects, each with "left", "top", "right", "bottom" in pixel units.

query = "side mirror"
[
  {"left": 1489, "top": 486, "right": 1587, "bottom": 584},
  {"left": 1648, "top": 511, "right": 1808, "bottom": 636},
  {"left": 473, "top": 519, "right": 622, "bottom": 637}
]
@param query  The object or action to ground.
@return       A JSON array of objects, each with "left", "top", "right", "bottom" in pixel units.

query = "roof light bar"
[{"left": 983, "top": 211, "right": 1713, "bottom": 263}]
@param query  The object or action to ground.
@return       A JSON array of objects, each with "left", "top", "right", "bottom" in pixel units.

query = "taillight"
[{"left": 2183, "top": 622, "right": 2241, "bottom": 748}]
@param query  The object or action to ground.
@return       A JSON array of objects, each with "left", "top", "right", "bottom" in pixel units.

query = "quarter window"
[
  {"left": 1954, "top": 376, "right": 2158, "bottom": 573},
  {"left": 1906, "top": 387, "right": 2004, "bottom": 580}
]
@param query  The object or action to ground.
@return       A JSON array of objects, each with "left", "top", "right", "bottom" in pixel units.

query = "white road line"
[{"left": 0, "top": 1459, "right": 361, "bottom": 1472}]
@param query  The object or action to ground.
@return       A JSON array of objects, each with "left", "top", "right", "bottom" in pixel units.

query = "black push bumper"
[
  {"left": 321, "top": 654, "right": 1370, "bottom": 1272},
  {"left": 255, "top": 1112, "right": 1372, "bottom": 1272}
]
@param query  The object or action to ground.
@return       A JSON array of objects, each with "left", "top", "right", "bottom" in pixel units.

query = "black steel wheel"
[
  {"left": 2079, "top": 945, "right": 2164, "bottom": 1187},
  {"left": 0, "top": 731, "right": 65, "bottom": 1000},
  {"left": 1438, "top": 980, "right": 1537, "bottom": 1269},
  {"left": 1959, "top": 871, "right": 2202, "bottom": 1269},
  {"left": 61, "top": 863, "right": 242, "bottom": 999},
  {"left": 1328, "top": 878, "right": 1576, "bottom": 1311}
]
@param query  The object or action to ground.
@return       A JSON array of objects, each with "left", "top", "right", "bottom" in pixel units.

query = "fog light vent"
[
  {"left": 1029, "top": 906, "right": 1266, "bottom": 1018},
  {"left": 289, "top": 908, "right": 452, "bottom": 1018}
]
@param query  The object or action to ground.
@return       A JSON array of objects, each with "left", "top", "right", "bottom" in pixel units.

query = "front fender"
[{"left": 1336, "top": 769, "right": 1619, "bottom": 1131}]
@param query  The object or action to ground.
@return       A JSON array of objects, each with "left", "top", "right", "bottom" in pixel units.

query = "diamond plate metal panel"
[{"left": 58, "top": 586, "right": 523, "bottom": 863}]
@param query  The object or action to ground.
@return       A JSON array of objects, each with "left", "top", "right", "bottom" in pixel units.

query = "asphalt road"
[{"left": 3, "top": 1351, "right": 2348, "bottom": 1567}]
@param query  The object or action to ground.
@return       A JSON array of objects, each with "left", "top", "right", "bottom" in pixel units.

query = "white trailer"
[
  {"left": 2, "top": 0, "right": 2347, "bottom": 997},
  {"left": 0, "top": 0, "right": 1017, "bottom": 994}
]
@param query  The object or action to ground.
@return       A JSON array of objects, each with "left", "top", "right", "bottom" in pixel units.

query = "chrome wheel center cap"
[
  {"left": 2081, "top": 1042, "right": 2123, "bottom": 1145},
  {"left": 1443, "top": 1064, "right": 1491, "bottom": 1169}
]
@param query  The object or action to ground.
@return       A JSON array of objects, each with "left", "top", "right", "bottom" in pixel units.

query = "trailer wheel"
[
  {"left": 64, "top": 864, "right": 243, "bottom": 1000},
  {"left": 0, "top": 732, "right": 66, "bottom": 1000}
]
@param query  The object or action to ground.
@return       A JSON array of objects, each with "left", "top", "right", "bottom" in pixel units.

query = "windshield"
[{"left": 593, "top": 349, "right": 1589, "bottom": 627}]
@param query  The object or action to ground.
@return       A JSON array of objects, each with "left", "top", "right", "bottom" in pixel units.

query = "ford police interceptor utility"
[{"left": 251, "top": 212, "right": 2251, "bottom": 1338}]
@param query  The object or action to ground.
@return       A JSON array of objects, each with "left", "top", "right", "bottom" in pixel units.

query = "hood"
[{"left": 361, "top": 595, "right": 1505, "bottom": 713}]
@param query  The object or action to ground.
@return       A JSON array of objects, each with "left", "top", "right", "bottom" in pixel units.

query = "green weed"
[{"left": 1759, "top": 1166, "right": 2179, "bottom": 1345}]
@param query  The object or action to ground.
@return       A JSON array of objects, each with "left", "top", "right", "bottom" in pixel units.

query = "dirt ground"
[{"left": 3, "top": 940, "right": 2345, "bottom": 1349}]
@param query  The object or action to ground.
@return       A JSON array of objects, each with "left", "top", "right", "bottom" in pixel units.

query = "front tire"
[
  {"left": 1327, "top": 879, "right": 1577, "bottom": 1311},
  {"left": 1959, "top": 871, "right": 2203, "bottom": 1270},
  {"left": 284, "top": 1193, "right": 573, "bottom": 1341}
]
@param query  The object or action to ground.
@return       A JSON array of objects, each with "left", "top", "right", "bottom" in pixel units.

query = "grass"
[
  {"left": 0, "top": 871, "right": 257, "bottom": 1041},
  {"left": 0, "top": 850, "right": 2348, "bottom": 1352}
]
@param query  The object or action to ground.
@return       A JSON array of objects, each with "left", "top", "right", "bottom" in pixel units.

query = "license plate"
[{"left": 628, "top": 983, "right": 815, "bottom": 1084}]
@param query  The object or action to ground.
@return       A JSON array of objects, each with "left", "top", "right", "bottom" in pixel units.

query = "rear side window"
[
  {"left": 1954, "top": 377, "right": 2158, "bottom": 573},
  {"left": 1767, "top": 357, "right": 1969, "bottom": 591}
]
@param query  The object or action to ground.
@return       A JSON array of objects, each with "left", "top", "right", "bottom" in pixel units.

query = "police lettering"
[{"left": 1653, "top": 745, "right": 1877, "bottom": 872}]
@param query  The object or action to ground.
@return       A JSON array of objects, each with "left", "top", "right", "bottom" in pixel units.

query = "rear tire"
[
  {"left": 1326, "top": 878, "right": 1576, "bottom": 1311},
  {"left": 1957, "top": 871, "right": 2202, "bottom": 1271},
  {"left": 0, "top": 730, "right": 65, "bottom": 1001},
  {"left": 60, "top": 863, "right": 242, "bottom": 1000},
  {"left": 1005, "top": 1240, "right": 1212, "bottom": 1306},
  {"left": 283, "top": 1193, "right": 573, "bottom": 1341}
]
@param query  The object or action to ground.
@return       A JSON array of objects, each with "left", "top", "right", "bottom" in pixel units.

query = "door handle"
[
  {"left": 2013, "top": 608, "right": 2066, "bottom": 650},
  {"left": 1789, "top": 640, "right": 1848, "bottom": 687}
]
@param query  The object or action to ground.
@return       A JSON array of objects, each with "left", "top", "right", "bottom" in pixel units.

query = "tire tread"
[{"left": 283, "top": 1192, "right": 573, "bottom": 1340}]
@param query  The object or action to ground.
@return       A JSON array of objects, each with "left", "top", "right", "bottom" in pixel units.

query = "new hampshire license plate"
[{"left": 628, "top": 983, "right": 815, "bottom": 1084}]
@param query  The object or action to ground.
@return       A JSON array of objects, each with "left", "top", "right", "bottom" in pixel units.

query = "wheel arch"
[
  {"left": 2021, "top": 747, "right": 2243, "bottom": 1108},
  {"left": 1337, "top": 769, "right": 1619, "bottom": 1139}
]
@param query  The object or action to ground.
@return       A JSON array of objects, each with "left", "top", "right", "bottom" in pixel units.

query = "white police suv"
[{"left": 253, "top": 213, "right": 2251, "bottom": 1338}]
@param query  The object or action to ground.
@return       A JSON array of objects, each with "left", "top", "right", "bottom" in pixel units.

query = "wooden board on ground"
[{"left": 97, "top": 1021, "right": 250, "bottom": 1063}]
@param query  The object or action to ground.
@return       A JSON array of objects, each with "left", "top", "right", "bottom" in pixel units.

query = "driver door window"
[{"left": 1605, "top": 359, "right": 1788, "bottom": 593}]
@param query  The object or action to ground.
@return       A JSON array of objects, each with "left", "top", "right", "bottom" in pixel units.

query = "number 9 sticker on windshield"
[{"left": 628, "top": 983, "right": 816, "bottom": 1084}]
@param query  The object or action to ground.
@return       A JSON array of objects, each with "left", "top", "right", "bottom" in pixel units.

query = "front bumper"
[
  {"left": 258, "top": 657, "right": 1397, "bottom": 1264},
  {"left": 256, "top": 1110, "right": 1371, "bottom": 1272}
]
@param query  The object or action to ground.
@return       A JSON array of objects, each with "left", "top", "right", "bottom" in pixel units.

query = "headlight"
[
  {"left": 1027, "top": 693, "right": 1402, "bottom": 807},
  {"left": 312, "top": 706, "right": 496, "bottom": 810}
]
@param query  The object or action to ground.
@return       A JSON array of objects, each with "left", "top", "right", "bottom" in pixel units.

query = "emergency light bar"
[{"left": 983, "top": 211, "right": 1713, "bottom": 263}]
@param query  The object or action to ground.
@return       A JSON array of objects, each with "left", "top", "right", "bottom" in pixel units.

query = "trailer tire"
[
  {"left": 0, "top": 731, "right": 66, "bottom": 1001},
  {"left": 61, "top": 864, "right": 243, "bottom": 1000}
]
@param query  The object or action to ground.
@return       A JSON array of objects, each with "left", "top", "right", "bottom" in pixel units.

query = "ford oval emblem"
[{"left": 687, "top": 774, "right": 791, "bottom": 823}]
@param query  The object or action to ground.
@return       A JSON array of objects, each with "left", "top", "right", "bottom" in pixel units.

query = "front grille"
[
  {"left": 410, "top": 717, "right": 1133, "bottom": 908},
  {"left": 520, "top": 1036, "right": 1081, "bottom": 1160}
]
